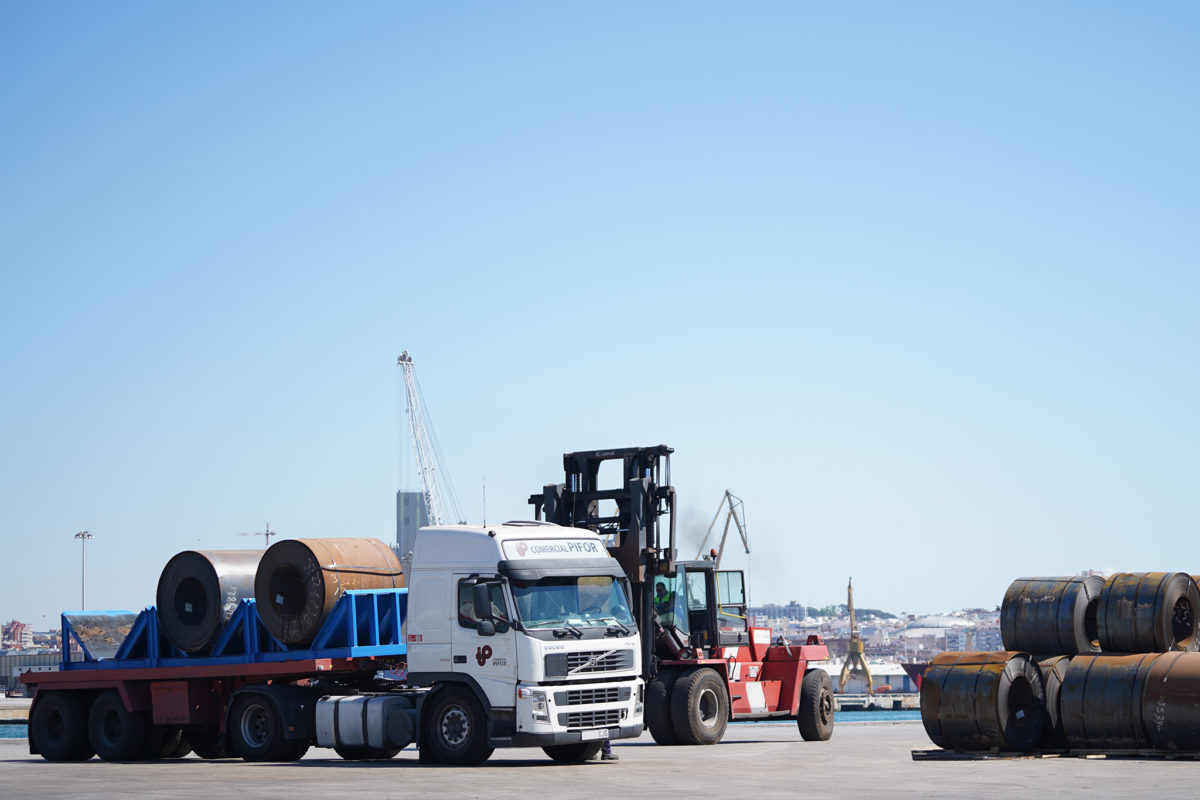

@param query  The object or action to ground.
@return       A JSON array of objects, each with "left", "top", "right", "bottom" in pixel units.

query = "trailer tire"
[
  {"left": 422, "top": 687, "right": 494, "bottom": 765},
  {"left": 88, "top": 690, "right": 151, "bottom": 761},
  {"left": 334, "top": 745, "right": 399, "bottom": 760},
  {"left": 542, "top": 742, "right": 604, "bottom": 762},
  {"left": 797, "top": 669, "right": 835, "bottom": 742},
  {"left": 157, "top": 726, "right": 192, "bottom": 758},
  {"left": 30, "top": 692, "right": 94, "bottom": 761},
  {"left": 646, "top": 668, "right": 681, "bottom": 745},
  {"left": 187, "top": 725, "right": 230, "bottom": 759},
  {"left": 670, "top": 668, "right": 729, "bottom": 745},
  {"left": 229, "top": 693, "right": 291, "bottom": 761}
]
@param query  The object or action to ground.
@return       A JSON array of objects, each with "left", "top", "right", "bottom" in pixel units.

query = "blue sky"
[{"left": 2, "top": 3, "right": 1197, "bottom": 627}]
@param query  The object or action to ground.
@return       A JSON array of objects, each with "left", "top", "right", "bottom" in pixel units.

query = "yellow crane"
[{"left": 839, "top": 577, "right": 873, "bottom": 694}]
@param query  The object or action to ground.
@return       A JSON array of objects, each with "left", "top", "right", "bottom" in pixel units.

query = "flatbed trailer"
[{"left": 24, "top": 589, "right": 410, "bottom": 762}]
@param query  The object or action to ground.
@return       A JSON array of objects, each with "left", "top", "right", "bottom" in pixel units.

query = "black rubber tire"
[
  {"left": 542, "top": 742, "right": 604, "bottom": 762},
  {"left": 186, "top": 725, "right": 230, "bottom": 759},
  {"left": 669, "top": 668, "right": 729, "bottom": 745},
  {"left": 229, "top": 693, "right": 290, "bottom": 761},
  {"left": 797, "top": 669, "right": 835, "bottom": 742},
  {"left": 88, "top": 690, "right": 151, "bottom": 761},
  {"left": 645, "top": 669, "right": 681, "bottom": 745},
  {"left": 423, "top": 688, "right": 494, "bottom": 765},
  {"left": 335, "top": 745, "right": 400, "bottom": 760},
  {"left": 30, "top": 692, "right": 94, "bottom": 762},
  {"left": 279, "top": 737, "right": 311, "bottom": 762}
]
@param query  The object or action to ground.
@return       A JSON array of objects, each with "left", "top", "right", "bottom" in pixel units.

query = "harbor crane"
[
  {"left": 238, "top": 523, "right": 278, "bottom": 548},
  {"left": 695, "top": 490, "right": 750, "bottom": 568},
  {"left": 839, "top": 577, "right": 873, "bottom": 694},
  {"left": 397, "top": 351, "right": 463, "bottom": 526}
]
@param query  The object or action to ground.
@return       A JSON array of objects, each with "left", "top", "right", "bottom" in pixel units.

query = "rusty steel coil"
[
  {"left": 157, "top": 549, "right": 264, "bottom": 653},
  {"left": 920, "top": 651, "right": 1045, "bottom": 751},
  {"left": 1036, "top": 655, "right": 1071, "bottom": 750},
  {"left": 255, "top": 537, "right": 404, "bottom": 645},
  {"left": 1059, "top": 653, "right": 1158, "bottom": 750},
  {"left": 1097, "top": 572, "right": 1200, "bottom": 653},
  {"left": 1143, "top": 651, "right": 1200, "bottom": 750},
  {"left": 1000, "top": 576, "right": 1104, "bottom": 656}
]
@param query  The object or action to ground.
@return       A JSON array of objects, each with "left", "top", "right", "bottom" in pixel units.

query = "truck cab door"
[
  {"left": 716, "top": 570, "right": 749, "bottom": 647},
  {"left": 451, "top": 575, "right": 518, "bottom": 710}
]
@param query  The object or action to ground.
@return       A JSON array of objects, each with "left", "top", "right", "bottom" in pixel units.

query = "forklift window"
[
  {"left": 717, "top": 571, "right": 745, "bottom": 605},
  {"left": 685, "top": 572, "right": 708, "bottom": 611}
]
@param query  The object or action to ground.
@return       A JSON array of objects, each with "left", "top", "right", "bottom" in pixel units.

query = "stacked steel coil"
[
  {"left": 921, "top": 572, "right": 1200, "bottom": 753},
  {"left": 156, "top": 549, "right": 265, "bottom": 653},
  {"left": 254, "top": 537, "right": 404, "bottom": 646}
]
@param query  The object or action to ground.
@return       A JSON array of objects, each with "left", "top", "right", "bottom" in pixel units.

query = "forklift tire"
[
  {"left": 797, "top": 669, "right": 835, "bottom": 741},
  {"left": 542, "top": 741, "right": 604, "bottom": 762},
  {"left": 88, "top": 690, "right": 151, "bottom": 761},
  {"left": 423, "top": 687, "right": 495, "bottom": 765},
  {"left": 670, "top": 668, "right": 729, "bottom": 745},
  {"left": 646, "top": 669, "right": 681, "bottom": 745},
  {"left": 30, "top": 692, "right": 95, "bottom": 761}
]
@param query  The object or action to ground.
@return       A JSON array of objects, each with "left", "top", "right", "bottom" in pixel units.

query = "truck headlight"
[{"left": 518, "top": 686, "right": 550, "bottom": 722}]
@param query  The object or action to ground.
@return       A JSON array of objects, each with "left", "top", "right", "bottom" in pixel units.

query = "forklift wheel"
[
  {"left": 646, "top": 669, "right": 681, "bottom": 745},
  {"left": 798, "top": 669, "right": 835, "bottom": 741}
]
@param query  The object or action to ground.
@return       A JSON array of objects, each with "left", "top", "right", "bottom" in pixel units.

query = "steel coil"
[
  {"left": 1036, "top": 655, "right": 1071, "bottom": 750},
  {"left": 1000, "top": 576, "right": 1104, "bottom": 655},
  {"left": 920, "top": 651, "right": 1045, "bottom": 751},
  {"left": 1143, "top": 651, "right": 1200, "bottom": 750},
  {"left": 1059, "top": 653, "right": 1158, "bottom": 750},
  {"left": 156, "top": 549, "right": 264, "bottom": 653},
  {"left": 1097, "top": 572, "right": 1200, "bottom": 653},
  {"left": 254, "top": 537, "right": 404, "bottom": 645}
]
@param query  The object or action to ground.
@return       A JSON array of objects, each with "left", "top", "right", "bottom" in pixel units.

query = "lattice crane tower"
[{"left": 397, "top": 351, "right": 463, "bottom": 526}]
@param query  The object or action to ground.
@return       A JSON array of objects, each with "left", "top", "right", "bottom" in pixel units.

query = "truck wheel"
[
  {"left": 158, "top": 726, "right": 193, "bottom": 758},
  {"left": 797, "top": 669, "right": 835, "bottom": 741},
  {"left": 229, "top": 693, "right": 290, "bottom": 761},
  {"left": 423, "top": 688, "right": 494, "bottom": 765},
  {"left": 646, "top": 669, "right": 681, "bottom": 745},
  {"left": 335, "top": 745, "right": 399, "bottom": 760},
  {"left": 88, "top": 690, "right": 150, "bottom": 761},
  {"left": 670, "top": 668, "right": 729, "bottom": 745},
  {"left": 542, "top": 742, "right": 603, "bottom": 762},
  {"left": 30, "top": 692, "right": 94, "bottom": 761},
  {"left": 186, "top": 725, "right": 230, "bottom": 759}
]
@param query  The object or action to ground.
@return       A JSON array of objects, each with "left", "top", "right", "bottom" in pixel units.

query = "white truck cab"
[{"left": 404, "top": 521, "right": 644, "bottom": 763}]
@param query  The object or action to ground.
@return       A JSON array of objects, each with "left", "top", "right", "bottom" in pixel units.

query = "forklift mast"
[{"left": 529, "top": 445, "right": 677, "bottom": 676}]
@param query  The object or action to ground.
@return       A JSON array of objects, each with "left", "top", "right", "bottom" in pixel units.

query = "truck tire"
[
  {"left": 186, "top": 725, "right": 230, "bottom": 759},
  {"left": 797, "top": 669, "right": 835, "bottom": 741},
  {"left": 669, "top": 668, "right": 729, "bottom": 745},
  {"left": 422, "top": 687, "right": 494, "bottom": 765},
  {"left": 334, "top": 745, "right": 399, "bottom": 760},
  {"left": 30, "top": 692, "right": 94, "bottom": 761},
  {"left": 156, "top": 726, "right": 192, "bottom": 758},
  {"left": 229, "top": 692, "right": 291, "bottom": 761},
  {"left": 645, "top": 668, "right": 681, "bottom": 745},
  {"left": 542, "top": 741, "right": 604, "bottom": 762},
  {"left": 88, "top": 690, "right": 151, "bottom": 761}
]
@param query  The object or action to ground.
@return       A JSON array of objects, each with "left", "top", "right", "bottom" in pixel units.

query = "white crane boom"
[{"left": 397, "top": 351, "right": 463, "bottom": 526}]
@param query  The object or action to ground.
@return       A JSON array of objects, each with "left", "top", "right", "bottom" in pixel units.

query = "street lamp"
[{"left": 74, "top": 531, "right": 93, "bottom": 609}]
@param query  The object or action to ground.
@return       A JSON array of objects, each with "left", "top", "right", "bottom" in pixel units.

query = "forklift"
[{"left": 530, "top": 445, "right": 834, "bottom": 745}]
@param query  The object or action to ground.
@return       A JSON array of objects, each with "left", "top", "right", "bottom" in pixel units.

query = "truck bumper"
[{"left": 508, "top": 723, "right": 644, "bottom": 748}]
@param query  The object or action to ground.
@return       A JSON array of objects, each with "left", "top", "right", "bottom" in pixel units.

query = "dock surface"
[{"left": 4, "top": 720, "right": 1197, "bottom": 798}]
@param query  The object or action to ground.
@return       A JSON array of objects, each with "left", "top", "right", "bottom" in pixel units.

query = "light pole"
[{"left": 74, "top": 531, "right": 93, "bottom": 609}]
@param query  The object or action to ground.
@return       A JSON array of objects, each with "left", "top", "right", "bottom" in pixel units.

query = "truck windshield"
[{"left": 510, "top": 576, "right": 635, "bottom": 629}]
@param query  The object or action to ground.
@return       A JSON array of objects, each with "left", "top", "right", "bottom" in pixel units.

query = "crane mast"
[{"left": 397, "top": 351, "right": 462, "bottom": 526}]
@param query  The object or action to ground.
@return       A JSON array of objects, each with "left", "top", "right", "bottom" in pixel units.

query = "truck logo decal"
[
  {"left": 515, "top": 542, "right": 528, "bottom": 556},
  {"left": 570, "top": 648, "right": 617, "bottom": 674},
  {"left": 476, "top": 645, "right": 493, "bottom": 666}
]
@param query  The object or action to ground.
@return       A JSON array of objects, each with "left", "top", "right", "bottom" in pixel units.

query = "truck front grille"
[
  {"left": 545, "top": 649, "right": 635, "bottom": 678},
  {"left": 555, "top": 687, "right": 627, "bottom": 706},
  {"left": 560, "top": 709, "right": 623, "bottom": 729}
]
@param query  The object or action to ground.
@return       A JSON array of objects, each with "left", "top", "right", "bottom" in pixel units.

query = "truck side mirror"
[
  {"left": 477, "top": 620, "right": 496, "bottom": 637},
  {"left": 472, "top": 583, "right": 495, "bottom": 622}
]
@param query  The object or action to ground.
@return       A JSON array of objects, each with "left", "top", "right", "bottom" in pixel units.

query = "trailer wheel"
[
  {"left": 157, "top": 726, "right": 193, "bottom": 758},
  {"left": 797, "top": 669, "right": 835, "bottom": 741},
  {"left": 423, "top": 688, "right": 494, "bottom": 765},
  {"left": 334, "top": 745, "right": 399, "bottom": 760},
  {"left": 670, "top": 668, "right": 729, "bottom": 745},
  {"left": 186, "top": 725, "right": 230, "bottom": 759},
  {"left": 542, "top": 742, "right": 603, "bottom": 762},
  {"left": 229, "top": 693, "right": 290, "bottom": 761},
  {"left": 88, "top": 690, "right": 151, "bottom": 761},
  {"left": 30, "top": 692, "right": 94, "bottom": 761},
  {"left": 646, "top": 668, "right": 681, "bottom": 745}
]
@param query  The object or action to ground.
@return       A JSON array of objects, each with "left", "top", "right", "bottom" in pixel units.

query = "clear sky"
[{"left": 2, "top": 3, "right": 1197, "bottom": 628}]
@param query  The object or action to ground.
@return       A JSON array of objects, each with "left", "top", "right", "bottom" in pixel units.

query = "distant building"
[{"left": 396, "top": 490, "right": 429, "bottom": 558}]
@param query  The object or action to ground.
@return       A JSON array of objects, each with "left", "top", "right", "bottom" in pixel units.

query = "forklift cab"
[{"left": 656, "top": 561, "right": 750, "bottom": 657}]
